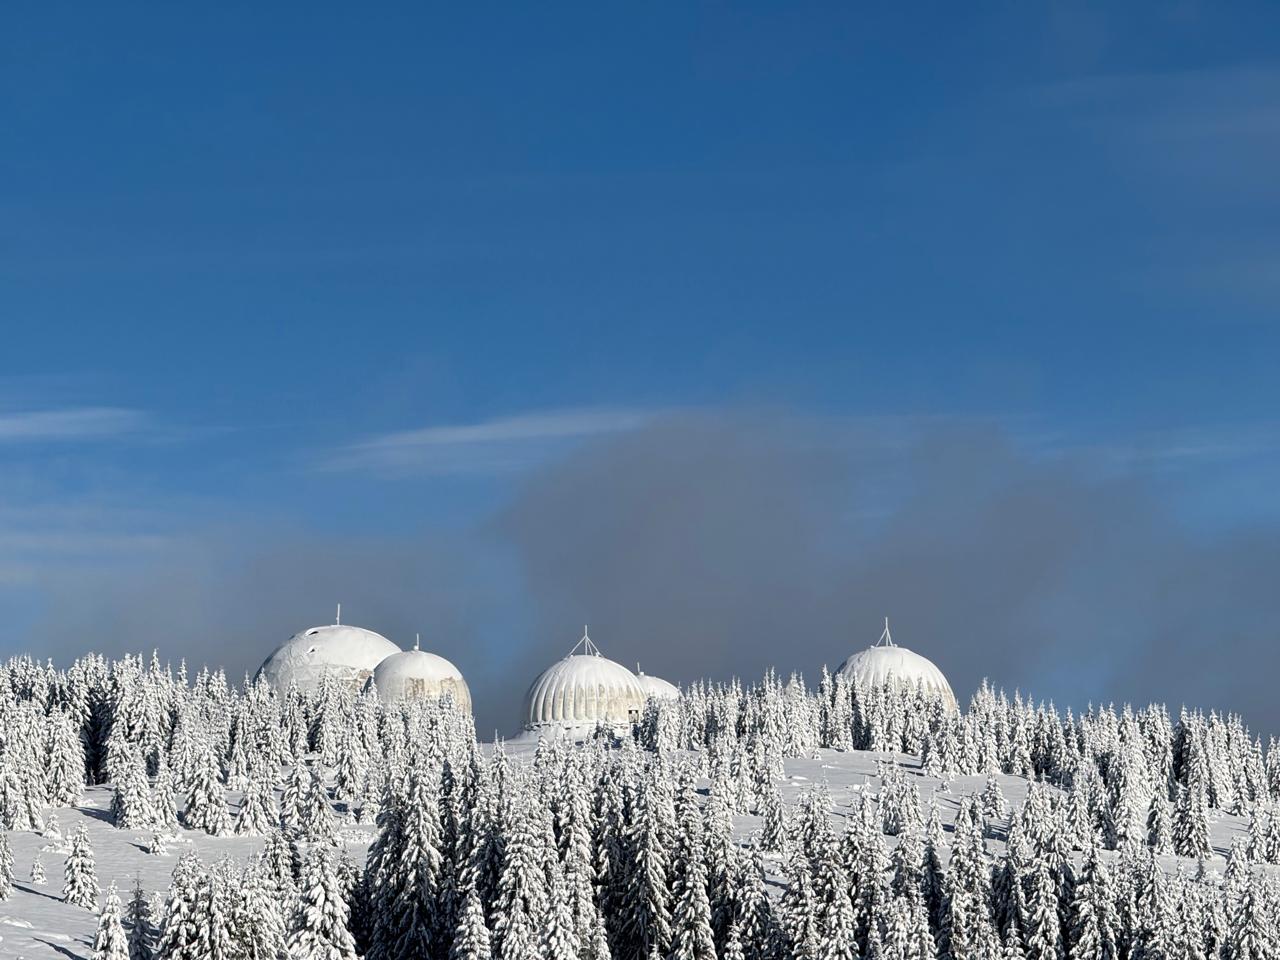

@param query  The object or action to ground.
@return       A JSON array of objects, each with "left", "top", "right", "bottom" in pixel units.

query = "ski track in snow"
[{"left": 0, "top": 747, "right": 1252, "bottom": 959}]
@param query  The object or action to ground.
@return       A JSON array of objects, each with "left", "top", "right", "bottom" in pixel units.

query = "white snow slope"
[{"left": 0, "top": 746, "right": 1250, "bottom": 959}]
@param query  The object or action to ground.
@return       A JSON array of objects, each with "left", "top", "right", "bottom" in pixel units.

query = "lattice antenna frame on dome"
[
  {"left": 568, "top": 625, "right": 602, "bottom": 658},
  {"left": 876, "top": 616, "right": 896, "bottom": 648}
]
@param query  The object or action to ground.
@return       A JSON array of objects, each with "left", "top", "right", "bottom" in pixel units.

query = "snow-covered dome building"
[
  {"left": 836, "top": 618, "right": 959, "bottom": 713},
  {"left": 524, "top": 630, "right": 647, "bottom": 735},
  {"left": 370, "top": 637, "right": 471, "bottom": 713},
  {"left": 257, "top": 608, "right": 401, "bottom": 697},
  {"left": 635, "top": 666, "right": 680, "bottom": 701}
]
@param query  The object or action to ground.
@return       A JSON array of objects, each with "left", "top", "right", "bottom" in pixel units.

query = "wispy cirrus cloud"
[
  {"left": 321, "top": 407, "right": 655, "bottom": 475},
  {"left": 0, "top": 407, "right": 149, "bottom": 442}
]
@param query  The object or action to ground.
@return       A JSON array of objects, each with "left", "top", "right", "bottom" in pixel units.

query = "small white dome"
[
  {"left": 372, "top": 647, "right": 471, "bottom": 713},
  {"left": 257, "top": 620, "right": 400, "bottom": 696},
  {"left": 836, "top": 619, "right": 958, "bottom": 713},
  {"left": 635, "top": 668, "right": 680, "bottom": 701},
  {"left": 524, "top": 631, "right": 646, "bottom": 733}
]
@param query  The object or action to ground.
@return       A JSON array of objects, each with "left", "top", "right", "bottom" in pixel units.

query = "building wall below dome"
[
  {"left": 385, "top": 675, "right": 471, "bottom": 713},
  {"left": 528, "top": 682, "right": 645, "bottom": 729},
  {"left": 260, "top": 658, "right": 380, "bottom": 697}
]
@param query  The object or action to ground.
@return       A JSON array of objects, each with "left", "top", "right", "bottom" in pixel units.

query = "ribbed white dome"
[
  {"left": 257, "top": 621, "right": 401, "bottom": 696},
  {"left": 836, "top": 619, "right": 958, "bottom": 713},
  {"left": 524, "top": 632, "right": 646, "bottom": 732},
  {"left": 371, "top": 648, "right": 471, "bottom": 713},
  {"left": 635, "top": 669, "right": 680, "bottom": 701}
]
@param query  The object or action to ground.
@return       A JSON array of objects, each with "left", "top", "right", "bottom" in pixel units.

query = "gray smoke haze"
[
  {"left": 25, "top": 410, "right": 1280, "bottom": 737},
  {"left": 497, "top": 411, "right": 1280, "bottom": 732}
]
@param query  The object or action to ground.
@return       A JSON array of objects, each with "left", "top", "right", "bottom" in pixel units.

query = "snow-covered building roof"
[
  {"left": 524, "top": 629, "right": 647, "bottom": 734},
  {"left": 370, "top": 638, "right": 471, "bottom": 713},
  {"left": 635, "top": 666, "right": 680, "bottom": 701},
  {"left": 836, "top": 618, "right": 959, "bottom": 713},
  {"left": 256, "top": 610, "right": 401, "bottom": 697}
]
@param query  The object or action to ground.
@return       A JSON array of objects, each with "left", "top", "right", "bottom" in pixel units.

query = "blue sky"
[{"left": 3, "top": 4, "right": 1279, "bottom": 731}]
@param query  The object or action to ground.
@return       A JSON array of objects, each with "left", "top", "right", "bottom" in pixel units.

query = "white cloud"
[
  {"left": 0, "top": 407, "right": 148, "bottom": 442},
  {"left": 323, "top": 407, "right": 654, "bottom": 475}
]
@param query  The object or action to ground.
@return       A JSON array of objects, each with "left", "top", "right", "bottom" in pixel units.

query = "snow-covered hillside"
[{"left": 0, "top": 654, "right": 1274, "bottom": 959}]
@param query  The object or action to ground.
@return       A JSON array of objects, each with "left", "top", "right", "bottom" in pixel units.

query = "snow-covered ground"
[
  {"left": 0, "top": 786, "right": 374, "bottom": 959},
  {"left": 0, "top": 747, "right": 1249, "bottom": 959}
]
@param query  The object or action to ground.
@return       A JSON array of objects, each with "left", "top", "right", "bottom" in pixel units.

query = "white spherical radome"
[
  {"left": 835, "top": 620, "right": 959, "bottom": 713},
  {"left": 524, "top": 632, "right": 647, "bottom": 733},
  {"left": 635, "top": 670, "right": 681, "bottom": 701},
  {"left": 257, "top": 622, "right": 401, "bottom": 696},
  {"left": 371, "top": 648, "right": 471, "bottom": 713}
]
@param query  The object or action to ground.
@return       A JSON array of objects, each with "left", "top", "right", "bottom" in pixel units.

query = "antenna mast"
[
  {"left": 336, "top": 603, "right": 342, "bottom": 625},
  {"left": 569, "top": 625, "right": 601, "bottom": 657},
  {"left": 878, "top": 616, "right": 895, "bottom": 647}
]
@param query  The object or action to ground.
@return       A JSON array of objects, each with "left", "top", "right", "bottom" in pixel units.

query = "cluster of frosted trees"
[{"left": 1, "top": 651, "right": 1279, "bottom": 959}]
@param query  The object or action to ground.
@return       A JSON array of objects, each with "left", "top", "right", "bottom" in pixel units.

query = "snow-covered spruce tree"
[
  {"left": 156, "top": 852, "right": 203, "bottom": 960},
  {"left": 262, "top": 826, "right": 301, "bottom": 891},
  {"left": 939, "top": 797, "right": 999, "bottom": 960},
  {"left": 287, "top": 844, "right": 358, "bottom": 960},
  {"left": 93, "top": 884, "right": 131, "bottom": 960},
  {"left": 852, "top": 808, "right": 891, "bottom": 955},
  {"left": 1222, "top": 869, "right": 1276, "bottom": 960},
  {"left": 1104, "top": 749, "right": 1146, "bottom": 853},
  {"left": 126, "top": 879, "right": 155, "bottom": 960},
  {"left": 230, "top": 861, "right": 287, "bottom": 960},
  {"left": 668, "top": 774, "right": 717, "bottom": 960},
  {"left": 152, "top": 760, "right": 178, "bottom": 829},
  {"left": 880, "top": 761, "right": 922, "bottom": 837},
  {"left": 0, "top": 754, "right": 41, "bottom": 832},
  {"left": 1146, "top": 789, "right": 1173, "bottom": 854},
  {"left": 297, "top": 764, "right": 336, "bottom": 841},
  {"left": 880, "top": 890, "right": 932, "bottom": 960},
  {"left": 223, "top": 708, "right": 254, "bottom": 792},
  {"left": 1131, "top": 849, "right": 1177, "bottom": 960},
  {"left": 369, "top": 766, "right": 444, "bottom": 960},
  {"left": 920, "top": 799, "right": 947, "bottom": 941},
  {"left": 1023, "top": 855, "right": 1063, "bottom": 960},
  {"left": 47, "top": 709, "right": 87, "bottom": 807},
  {"left": 541, "top": 870, "right": 580, "bottom": 959},
  {"left": 0, "top": 831, "right": 12, "bottom": 901},
  {"left": 31, "top": 852, "right": 46, "bottom": 885},
  {"left": 1173, "top": 781, "right": 1213, "bottom": 859},
  {"left": 278, "top": 761, "right": 309, "bottom": 838},
  {"left": 721, "top": 915, "right": 747, "bottom": 960},
  {"left": 333, "top": 726, "right": 367, "bottom": 807},
  {"left": 1244, "top": 806, "right": 1275, "bottom": 864},
  {"left": 1066, "top": 840, "right": 1117, "bottom": 960},
  {"left": 451, "top": 884, "right": 493, "bottom": 960},
  {"left": 816, "top": 860, "right": 858, "bottom": 960},
  {"left": 703, "top": 790, "right": 736, "bottom": 945},
  {"left": 982, "top": 771, "right": 1008, "bottom": 825},
  {"left": 622, "top": 763, "right": 674, "bottom": 959},
  {"left": 64, "top": 822, "right": 99, "bottom": 909},
  {"left": 490, "top": 780, "right": 549, "bottom": 960},
  {"left": 759, "top": 776, "right": 788, "bottom": 852},
  {"left": 556, "top": 756, "right": 609, "bottom": 959},
  {"left": 112, "top": 745, "right": 156, "bottom": 830},
  {"left": 234, "top": 768, "right": 277, "bottom": 836},
  {"left": 736, "top": 843, "right": 781, "bottom": 959},
  {"left": 183, "top": 750, "right": 230, "bottom": 836},
  {"left": 181, "top": 860, "right": 239, "bottom": 960},
  {"left": 781, "top": 845, "right": 819, "bottom": 960}
]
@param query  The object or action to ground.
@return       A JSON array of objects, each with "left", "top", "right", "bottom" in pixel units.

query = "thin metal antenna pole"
[{"left": 879, "top": 616, "right": 894, "bottom": 647}]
